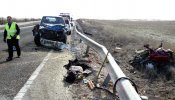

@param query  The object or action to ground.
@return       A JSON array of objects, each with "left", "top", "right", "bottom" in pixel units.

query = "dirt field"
[{"left": 76, "top": 19, "right": 175, "bottom": 100}]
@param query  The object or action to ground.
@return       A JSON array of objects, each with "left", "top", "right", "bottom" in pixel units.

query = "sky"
[{"left": 0, "top": 0, "right": 175, "bottom": 20}]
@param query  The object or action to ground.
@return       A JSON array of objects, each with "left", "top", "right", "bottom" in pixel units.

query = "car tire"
[
  {"left": 34, "top": 34, "right": 42, "bottom": 46},
  {"left": 60, "top": 33, "right": 67, "bottom": 44},
  {"left": 69, "top": 31, "right": 71, "bottom": 35},
  {"left": 62, "top": 33, "right": 67, "bottom": 44},
  {"left": 66, "top": 31, "right": 71, "bottom": 35}
]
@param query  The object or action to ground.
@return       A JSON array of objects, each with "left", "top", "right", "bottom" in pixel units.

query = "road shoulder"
[{"left": 21, "top": 50, "right": 74, "bottom": 100}]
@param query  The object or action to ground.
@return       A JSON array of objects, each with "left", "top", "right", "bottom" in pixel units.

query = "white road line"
[
  {"left": 13, "top": 50, "right": 53, "bottom": 100},
  {"left": 20, "top": 25, "right": 34, "bottom": 29},
  {"left": 0, "top": 25, "right": 34, "bottom": 33}
]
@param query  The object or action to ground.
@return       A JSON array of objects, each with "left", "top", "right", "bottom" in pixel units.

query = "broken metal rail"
[{"left": 75, "top": 26, "right": 144, "bottom": 100}]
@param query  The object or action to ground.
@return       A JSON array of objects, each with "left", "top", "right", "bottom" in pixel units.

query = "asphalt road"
[
  {"left": 0, "top": 25, "right": 74, "bottom": 100},
  {"left": 0, "top": 26, "right": 34, "bottom": 51},
  {"left": 0, "top": 25, "right": 50, "bottom": 100}
]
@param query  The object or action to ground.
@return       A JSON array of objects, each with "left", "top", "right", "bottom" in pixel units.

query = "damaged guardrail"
[{"left": 75, "top": 25, "right": 146, "bottom": 100}]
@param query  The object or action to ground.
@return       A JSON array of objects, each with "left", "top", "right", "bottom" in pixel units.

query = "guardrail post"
[
  {"left": 102, "top": 74, "right": 111, "bottom": 87},
  {"left": 80, "top": 39, "right": 82, "bottom": 43},
  {"left": 85, "top": 46, "right": 90, "bottom": 56}
]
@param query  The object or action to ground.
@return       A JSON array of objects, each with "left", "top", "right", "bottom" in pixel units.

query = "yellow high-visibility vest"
[{"left": 5, "top": 22, "right": 20, "bottom": 39}]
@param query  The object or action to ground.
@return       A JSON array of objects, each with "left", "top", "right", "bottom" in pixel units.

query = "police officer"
[{"left": 3, "top": 16, "right": 21, "bottom": 61}]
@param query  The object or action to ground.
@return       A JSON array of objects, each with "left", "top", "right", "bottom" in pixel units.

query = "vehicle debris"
[
  {"left": 88, "top": 80, "right": 95, "bottom": 90},
  {"left": 82, "top": 79, "right": 88, "bottom": 84},
  {"left": 83, "top": 31, "right": 93, "bottom": 36},
  {"left": 64, "top": 58, "right": 92, "bottom": 83},
  {"left": 114, "top": 46, "right": 122, "bottom": 53},
  {"left": 129, "top": 41, "right": 174, "bottom": 79}
]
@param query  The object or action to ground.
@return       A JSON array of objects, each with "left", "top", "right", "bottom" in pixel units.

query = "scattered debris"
[
  {"left": 114, "top": 47, "right": 122, "bottom": 53},
  {"left": 115, "top": 59, "right": 120, "bottom": 64},
  {"left": 40, "top": 39, "right": 68, "bottom": 50},
  {"left": 64, "top": 71, "right": 76, "bottom": 83},
  {"left": 69, "top": 66, "right": 83, "bottom": 73},
  {"left": 96, "top": 83, "right": 100, "bottom": 87},
  {"left": 83, "top": 69, "right": 93, "bottom": 77},
  {"left": 83, "top": 31, "right": 93, "bottom": 36},
  {"left": 78, "top": 57, "right": 92, "bottom": 63},
  {"left": 64, "top": 58, "right": 92, "bottom": 83},
  {"left": 129, "top": 42, "right": 174, "bottom": 80},
  {"left": 64, "top": 58, "right": 91, "bottom": 70},
  {"left": 88, "top": 80, "right": 95, "bottom": 90},
  {"left": 83, "top": 79, "right": 88, "bottom": 84}
]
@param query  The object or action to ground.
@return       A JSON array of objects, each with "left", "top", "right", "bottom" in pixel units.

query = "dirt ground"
[{"left": 76, "top": 19, "right": 175, "bottom": 100}]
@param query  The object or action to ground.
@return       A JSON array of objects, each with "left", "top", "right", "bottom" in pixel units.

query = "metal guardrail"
[{"left": 75, "top": 26, "right": 143, "bottom": 100}]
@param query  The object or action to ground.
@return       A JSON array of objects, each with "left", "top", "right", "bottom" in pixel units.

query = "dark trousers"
[{"left": 7, "top": 39, "right": 21, "bottom": 58}]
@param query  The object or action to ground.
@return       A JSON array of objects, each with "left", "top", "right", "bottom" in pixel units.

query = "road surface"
[{"left": 0, "top": 25, "right": 74, "bottom": 100}]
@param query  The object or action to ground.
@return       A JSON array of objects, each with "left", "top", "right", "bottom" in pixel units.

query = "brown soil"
[{"left": 76, "top": 19, "right": 175, "bottom": 100}]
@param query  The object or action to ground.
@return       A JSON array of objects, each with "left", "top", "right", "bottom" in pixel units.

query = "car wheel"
[
  {"left": 34, "top": 34, "right": 42, "bottom": 46},
  {"left": 61, "top": 33, "right": 67, "bottom": 44},
  {"left": 69, "top": 31, "right": 71, "bottom": 35}
]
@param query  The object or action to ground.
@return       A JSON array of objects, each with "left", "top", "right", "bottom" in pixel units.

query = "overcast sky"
[{"left": 1, "top": 0, "right": 175, "bottom": 20}]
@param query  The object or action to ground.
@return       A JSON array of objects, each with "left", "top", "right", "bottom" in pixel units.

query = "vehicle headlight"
[{"left": 39, "top": 26, "right": 45, "bottom": 29}]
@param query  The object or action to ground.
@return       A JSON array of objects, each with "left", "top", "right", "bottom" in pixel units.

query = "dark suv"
[{"left": 32, "top": 16, "right": 68, "bottom": 47}]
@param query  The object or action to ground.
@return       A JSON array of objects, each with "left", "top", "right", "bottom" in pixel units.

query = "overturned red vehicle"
[
  {"left": 129, "top": 42, "right": 174, "bottom": 79},
  {"left": 144, "top": 44, "right": 173, "bottom": 63}
]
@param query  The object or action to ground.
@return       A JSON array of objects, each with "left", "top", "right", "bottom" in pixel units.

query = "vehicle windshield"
[{"left": 41, "top": 16, "right": 65, "bottom": 25}]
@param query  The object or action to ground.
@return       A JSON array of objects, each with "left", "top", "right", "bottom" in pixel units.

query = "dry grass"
[{"left": 77, "top": 19, "right": 175, "bottom": 100}]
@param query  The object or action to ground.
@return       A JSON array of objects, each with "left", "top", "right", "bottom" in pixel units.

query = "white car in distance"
[{"left": 64, "top": 18, "right": 72, "bottom": 35}]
